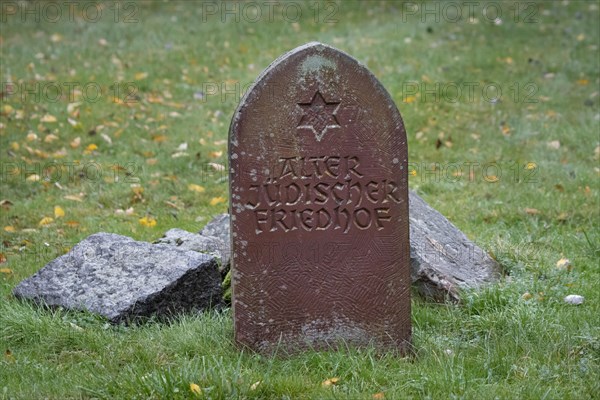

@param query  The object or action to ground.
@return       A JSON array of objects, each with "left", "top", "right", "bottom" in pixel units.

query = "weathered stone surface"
[
  {"left": 202, "top": 188, "right": 502, "bottom": 303},
  {"left": 13, "top": 233, "right": 223, "bottom": 323},
  {"left": 199, "top": 214, "right": 232, "bottom": 270},
  {"left": 408, "top": 191, "right": 502, "bottom": 302},
  {"left": 155, "top": 228, "right": 229, "bottom": 275},
  {"left": 229, "top": 42, "right": 410, "bottom": 353}
]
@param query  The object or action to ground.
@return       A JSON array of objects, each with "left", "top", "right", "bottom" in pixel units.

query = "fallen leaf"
[
  {"left": 139, "top": 216, "right": 157, "bottom": 227},
  {"left": 557, "top": 212, "right": 569, "bottom": 222},
  {"left": 4, "top": 226, "right": 16, "bottom": 232},
  {"left": 54, "top": 205, "right": 65, "bottom": 218},
  {"left": 0, "top": 255, "right": 7, "bottom": 265},
  {"left": 189, "top": 383, "right": 202, "bottom": 396},
  {"left": 65, "top": 220, "right": 80, "bottom": 227},
  {"left": 67, "top": 102, "right": 81, "bottom": 114},
  {"left": 188, "top": 184, "right": 206, "bottom": 193},
  {"left": 210, "top": 196, "right": 226, "bottom": 206},
  {"left": 39, "top": 217, "right": 54, "bottom": 226},
  {"left": 521, "top": 292, "right": 533, "bottom": 300},
  {"left": 403, "top": 95, "right": 416, "bottom": 103},
  {"left": 525, "top": 162, "right": 536, "bottom": 170},
  {"left": 547, "top": 140, "right": 560, "bottom": 149},
  {"left": 44, "top": 134, "right": 59, "bottom": 143},
  {"left": 40, "top": 114, "right": 57, "bottom": 123},
  {"left": 4, "top": 349, "right": 15, "bottom": 362},
  {"left": 250, "top": 381, "right": 261, "bottom": 391},
  {"left": 208, "top": 162, "right": 225, "bottom": 172},
  {"left": 209, "top": 150, "right": 223, "bottom": 158},
  {"left": 524, "top": 208, "right": 540, "bottom": 215},
  {"left": 135, "top": 72, "right": 149, "bottom": 80},
  {"left": 0, "top": 199, "right": 14, "bottom": 210},
  {"left": 576, "top": 79, "right": 589, "bottom": 86},
  {"left": 556, "top": 258, "right": 572, "bottom": 271},
  {"left": 64, "top": 194, "right": 84, "bottom": 202},
  {"left": 50, "top": 33, "right": 63, "bottom": 42},
  {"left": 372, "top": 392, "right": 385, "bottom": 399},
  {"left": 84, "top": 143, "right": 98, "bottom": 154},
  {"left": 70, "top": 137, "right": 81, "bottom": 148},
  {"left": 322, "top": 377, "right": 340, "bottom": 387},
  {"left": 152, "top": 134, "right": 168, "bottom": 143},
  {"left": 26, "top": 132, "right": 38, "bottom": 141}
]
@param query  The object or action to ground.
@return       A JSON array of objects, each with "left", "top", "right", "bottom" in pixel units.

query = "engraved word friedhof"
[{"left": 229, "top": 42, "right": 410, "bottom": 353}]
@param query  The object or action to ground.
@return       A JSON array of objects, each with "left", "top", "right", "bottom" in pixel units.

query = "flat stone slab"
[
  {"left": 408, "top": 191, "right": 501, "bottom": 301},
  {"left": 201, "top": 189, "right": 501, "bottom": 302},
  {"left": 13, "top": 233, "right": 223, "bottom": 323},
  {"left": 155, "top": 228, "right": 229, "bottom": 275}
]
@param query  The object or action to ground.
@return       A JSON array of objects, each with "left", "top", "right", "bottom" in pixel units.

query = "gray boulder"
[
  {"left": 154, "top": 228, "right": 229, "bottom": 275},
  {"left": 13, "top": 233, "right": 223, "bottom": 323},
  {"left": 200, "top": 191, "right": 501, "bottom": 302}
]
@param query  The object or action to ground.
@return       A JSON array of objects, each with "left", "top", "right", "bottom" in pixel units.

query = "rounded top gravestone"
[{"left": 229, "top": 42, "right": 410, "bottom": 354}]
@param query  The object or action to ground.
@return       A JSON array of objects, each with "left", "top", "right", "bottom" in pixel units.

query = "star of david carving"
[{"left": 297, "top": 91, "right": 341, "bottom": 141}]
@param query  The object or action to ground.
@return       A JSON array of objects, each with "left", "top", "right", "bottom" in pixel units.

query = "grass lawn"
[{"left": 1, "top": 1, "right": 599, "bottom": 398}]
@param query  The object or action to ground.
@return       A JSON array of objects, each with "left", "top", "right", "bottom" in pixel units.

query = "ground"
[{"left": 1, "top": 1, "right": 599, "bottom": 399}]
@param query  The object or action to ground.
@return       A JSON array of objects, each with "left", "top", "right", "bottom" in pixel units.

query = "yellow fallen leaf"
[
  {"left": 0, "top": 254, "right": 7, "bottom": 265},
  {"left": 486, "top": 175, "right": 499, "bottom": 183},
  {"left": 84, "top": 143, "right": 98, "bottom": 154},
  {"left": 139, "top": 216, "right": 157, "bottom": 227},
  {"left": 557, "top": 212, "right": 569, "bottom": 222},
  {"left": 250, "top": 381, "right": 261, "bottom": 391},
  {"left": 372, "top": 392, "right": 385, "bottom": 399},
  {"left": 524, "top": 208, "right": 540, "bottom": 215},
  {"left": 26, "top": 132, "right": 38, "bottom": 141},
  {"left": 64, "top": 194, "right": 84, "bottom": 202},
  {"left": 135, "top": 72, "right": 149, "bottom": 80},
  {"left": 39, "top": 217, "right": 54, "bottom": 226},
  {"left": 54, "top": 205, "right": 65, "bottom": 218},
  {"left": 50, "top": 33, "right": 63, "bottom": 42},
  {"left": 189, "top": 383, "right": 201, "bottom": 396},
  {"left": 209, "top": 196, "right": 226, "bottom": 206},
  {"left": 2, "top": 104, "right": 14, "bottom": 114},
  {"left": 209, "top": 150, "right": 223, "bottom": 158},
  {"left": 152, "top": 134, "right": 168, "bottom": 143},
  {"left": 188, "top": 184, "right": 206, "bottom": 193},
  {"left": 556, "top": 258, "right": 572, "bottom": 271},
  {"left": 576, "top": 79, "right": 589, "bottom": 86},
  {"left": 0, "top": 268, "right": 13, "bottom": 274},
  {"left": 41, "top": 114, "right": 57, "bottom": 123},
  {"left": 44, "top": 134, "right": 59, "bottom": 143},
  {"left": 403, "top": 95, "right": 416, "bottom": 103},
  {"left": 521, "top": 292, "right": 533, "bottom": 300},
  {"left": 525, "top": 162, "right": 536, "bottom": 170},
  {"left": 4, "top": 226, "right": 16, "bottom": 232},
  {"left": 65, "top": 220, "right": 80, "bottom": 227},
  {"left": 322, "top": 377, "right": 340, "bottom": 387},
  {"left": 10, "top": 142, "right": 19, "bottom": 151}
]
